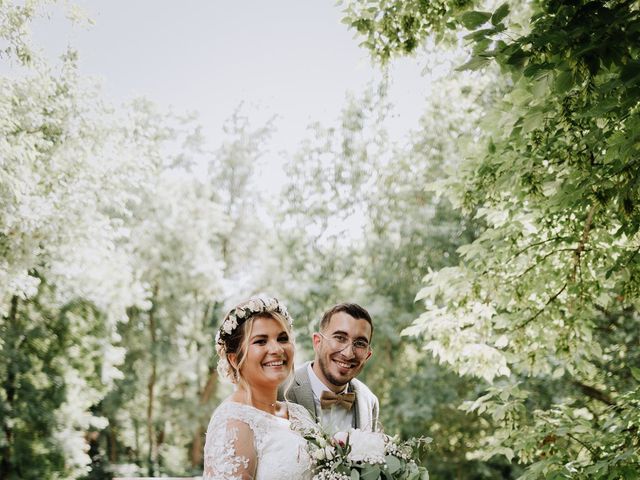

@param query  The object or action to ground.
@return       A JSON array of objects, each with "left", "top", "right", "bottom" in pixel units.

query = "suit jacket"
[{"left": 279, "top": 361, "right": 380, "bottom": 431}]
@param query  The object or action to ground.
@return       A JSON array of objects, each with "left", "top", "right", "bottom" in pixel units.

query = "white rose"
[
  {"left": 236, "top": 308, "right": 246, "bottom": 319},
  {"left": 312, "top": 448, "right": 326, "bottom": 461},
  {"left": 324, "top": 446, "right": 335, "bottom": 461},
  {"left": 347, "top": 429, "right": 386, "bottom": 463}
]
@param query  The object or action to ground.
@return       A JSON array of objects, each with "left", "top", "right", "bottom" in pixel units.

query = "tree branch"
[
  {"left": 509, "top": 235, "right": 569, "bottom": 260},
  {"left": 573, "top": 380, "right": 616, "bottom": 407},
  {"left": 516, "top": 248, "right": 580, "bottom": 279},
  {"left": 572, "top": 204, "right": 597, "bottom": 281},
  {"left": 518, "top": 282, "right": 567, "bottom": 328}
]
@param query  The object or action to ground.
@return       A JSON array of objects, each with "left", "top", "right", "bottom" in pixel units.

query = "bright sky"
[{"left": 29, "top": 1, "right": 429, "bottom": 186}]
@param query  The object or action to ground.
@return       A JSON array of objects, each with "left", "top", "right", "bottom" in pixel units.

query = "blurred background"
[{"left": 1, "top": 0, "right": 639, "bottom": 479}]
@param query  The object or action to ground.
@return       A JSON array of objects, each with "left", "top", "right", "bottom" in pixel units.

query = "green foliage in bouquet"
[{"left": 302, "top": 426, "right": 431, "bottom": 480}]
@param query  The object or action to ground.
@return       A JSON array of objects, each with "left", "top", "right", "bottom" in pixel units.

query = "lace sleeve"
[
  {"left": 288, "top": 402, "right": 320, "bottom": 436},
  {"left": 203, "top": 415, "right": 257, "bottom": 480}
]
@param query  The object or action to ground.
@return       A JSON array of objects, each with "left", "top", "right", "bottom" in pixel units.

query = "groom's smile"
[{"left": 334, "top": 359, "right": 355, "bottom": 369}]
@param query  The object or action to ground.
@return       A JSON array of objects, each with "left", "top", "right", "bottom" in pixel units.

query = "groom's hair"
[{"left": 319, "top": 303, "right": 373, "bottom": 339}]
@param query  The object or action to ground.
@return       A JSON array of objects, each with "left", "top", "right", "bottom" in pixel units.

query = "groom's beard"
[{"left": 317, "top": 355, "right": 358, "bottom": 388}]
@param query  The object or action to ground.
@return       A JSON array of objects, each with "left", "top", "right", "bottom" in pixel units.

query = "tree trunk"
[
  {"left": 191, "top": 303, "right": 219, "bottom": 468},
  {"left": 133, "top": 418, "right": 141, "bottom": 466},
  {"left": 108, "top": 426, "right": 117, "bottom": 463},
  {"left": 156, "top": 427, "right": 165, "bottom": 472},
  {"left": 0, "top": 295, "right": 19, "bottom": 478},
  {"left": 191, "top": 366, "right": 219, "bottom": 467},
  {"left": 146, "top": 285, "right": 159, "bottom": 477}
]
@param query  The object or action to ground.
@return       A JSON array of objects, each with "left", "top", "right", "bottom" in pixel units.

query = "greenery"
[
  {"left": 343, "top": 0, "right": 640, "bottom": 477},
  {"left": 1, "top": 0, "right": 639, "bottom": 479}
]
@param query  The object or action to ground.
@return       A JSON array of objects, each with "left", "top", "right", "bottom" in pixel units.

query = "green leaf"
[
  {"left": 521, "top": 110, "right": 544, "bottom": 133},
  {"left": 464, "top": 26, "right": 502, "bottom": 42},
  {"left": 351, "top": 469, "right": 360, "bottom": 480},
  {"left": 385, "top": 455, "right": 402, "bottom": 474},
  {"left": 459, "top": 11, "right": 492, "bottom": 29},
  {"left": 491, "top": 3, "right": 510, "bottom": 25},
  {"left": 473, "top": 38, "right": 491, "bottom": 55},
  {"left": 456, "top": 55, "right": 490, "bottom": 72},
  {"left": 631, "top": 367, "right": 640, "bottom": 382},
  {"left": 360, "top": 465, "right": 381, "bottom": 480},
  {"left": 506, "top": 49, "right": 528, "bottom": 67},
  {"left": 555, "top": 70, "right": 573, "bottom": 94}
]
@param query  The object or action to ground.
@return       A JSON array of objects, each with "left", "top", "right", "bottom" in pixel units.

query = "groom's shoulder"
[
  {"left": 281, "top": 362, "right": 310, "bottom": 395},
  {"left": 351, "top": 377, "right": 378, "bottom": 402},
  {"left": 278, "top": 362, "right": 311, "bottom": 401},
  {"left": 293, "top": 361, "right": 311, "bottom": 383}
]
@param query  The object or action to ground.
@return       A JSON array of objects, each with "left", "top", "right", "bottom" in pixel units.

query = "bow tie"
[{"left": 320, "top": 390, "right": 356, "bottom": 410}]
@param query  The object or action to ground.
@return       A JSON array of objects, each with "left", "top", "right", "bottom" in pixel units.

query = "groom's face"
[{"left": 312, "top": 311, "right": 373, "bottom": 391}]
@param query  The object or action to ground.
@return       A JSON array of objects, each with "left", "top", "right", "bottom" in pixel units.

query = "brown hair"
[{"left": 319, "top": 303, "right": 374, "bottom": 339}]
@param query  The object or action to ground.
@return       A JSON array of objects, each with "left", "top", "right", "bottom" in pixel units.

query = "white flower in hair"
[
  {"left": 222, "top": 315, "right": 237, "bottom": 334},
  {"left": 265, "top": 297, "right": 277, "bottom": 309},
  {"left": 247, "top": 299, "right": 262, "bottom": 311}
]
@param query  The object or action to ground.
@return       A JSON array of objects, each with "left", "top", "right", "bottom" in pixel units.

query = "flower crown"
[{"left": 215, "top": 295, "right": 293, "bottom": 382}]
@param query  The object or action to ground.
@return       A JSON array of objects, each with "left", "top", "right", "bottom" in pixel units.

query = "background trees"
[
  {"left": 2, "top": 0, "right": 639, "bottom": 478},
  {"left": 343, "top": 0, "right": 640, "bottom": 477}
]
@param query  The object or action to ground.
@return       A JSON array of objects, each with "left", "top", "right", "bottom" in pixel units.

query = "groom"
[{"left": 280, "top": 303, "right": 379, "bottom": 432}]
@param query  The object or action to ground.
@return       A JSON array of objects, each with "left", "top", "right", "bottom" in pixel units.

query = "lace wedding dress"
[{"left": 202, "top": 401, "right": 313, "bottom": 480}]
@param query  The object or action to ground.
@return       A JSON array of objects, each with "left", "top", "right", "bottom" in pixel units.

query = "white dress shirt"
[{"left": 307, "top": 362, "right": 353, "bottom": 433}]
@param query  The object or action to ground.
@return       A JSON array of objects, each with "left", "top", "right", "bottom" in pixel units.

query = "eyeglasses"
[{"left": 318, "top": 332, "right": 371, "bottom": 357}]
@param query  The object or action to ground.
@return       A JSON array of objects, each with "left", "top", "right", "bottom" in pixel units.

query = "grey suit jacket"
[{"left": 279, "top": 361, "right": 380, "bottom": 431}]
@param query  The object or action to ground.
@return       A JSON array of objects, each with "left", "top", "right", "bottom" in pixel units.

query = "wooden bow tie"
[{"left": 320, "top": 390, "right": 356, "bottom": 410}]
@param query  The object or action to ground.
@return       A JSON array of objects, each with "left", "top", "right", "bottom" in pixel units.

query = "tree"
[
  {"left": 269, "top": 59, "right": 525, "bottom": 477},
  {"left": 0, "top": 52, "right": 149, "bottom": 480},
  {"left": 95, "top": 104, "right": 276, "bottom": 477},
  {"left": 344, "top": 0, "right": 640, "bottom": 476},
  {"left": 0, "top": 3, "right": 233, "bottom": 477}
]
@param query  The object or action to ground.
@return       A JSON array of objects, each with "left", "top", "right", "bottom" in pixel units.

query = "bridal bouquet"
[{"left": 302, "top": 426, "right": 430, "bottom": 480}]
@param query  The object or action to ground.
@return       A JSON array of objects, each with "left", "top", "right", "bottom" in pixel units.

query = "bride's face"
[{"left": 237, "top": 316, "right": 294, "bottom": 389}]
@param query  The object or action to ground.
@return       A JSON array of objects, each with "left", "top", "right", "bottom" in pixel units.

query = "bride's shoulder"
[{"left": 209, "top": 401, "right": 265, "bottom": 427}]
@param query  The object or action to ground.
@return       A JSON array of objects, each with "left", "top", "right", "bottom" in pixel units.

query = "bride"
[{"left": 202, "top": 296, "right": 314, "bottom": 480}]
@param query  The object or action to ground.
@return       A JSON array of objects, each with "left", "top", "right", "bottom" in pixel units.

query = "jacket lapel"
[
  {"left": 351, "top": 386, "right": 360, "bottom": 429},
  {"left": 350, "top": 381, "right": 369, "bottom": 430},
  {"left": 290, "top": 363, "right": 318, "bottom": 421}
]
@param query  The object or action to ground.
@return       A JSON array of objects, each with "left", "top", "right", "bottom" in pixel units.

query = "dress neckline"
[{"left": 225, "top": 400, "right": 291, "bottom": 423}]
